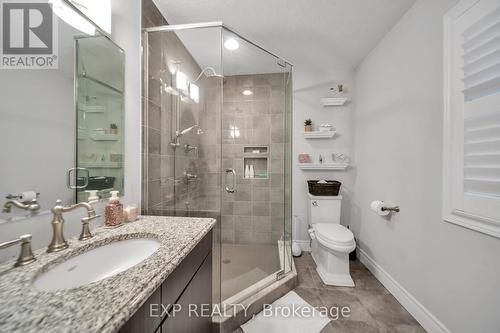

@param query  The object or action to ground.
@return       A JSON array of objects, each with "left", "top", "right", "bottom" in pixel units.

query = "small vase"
[
  {"left": 304, "top": 125, "right": 312, "bottom": 132},
  {"left": 110, "top": 128, "right": 118, "bottom": 135}
]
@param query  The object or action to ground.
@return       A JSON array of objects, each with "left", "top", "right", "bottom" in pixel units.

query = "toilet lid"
[{"left": 314, "top": 224, "right": 354, "bottom": 247}]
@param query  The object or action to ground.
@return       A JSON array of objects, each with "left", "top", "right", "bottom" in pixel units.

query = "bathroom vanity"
[
  {"left": 119, "top": 223, "right": 213, "bottom": 333},
  {"left": 0, "top": 216, "right": 215, "bottom": 333}
]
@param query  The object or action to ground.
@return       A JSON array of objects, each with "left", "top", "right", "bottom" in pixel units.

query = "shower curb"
[{"left": 213, "top": 265, "right": 298, "bottom": 333}]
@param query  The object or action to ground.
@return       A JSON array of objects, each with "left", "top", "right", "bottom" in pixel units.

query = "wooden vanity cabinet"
[{"left": 119, "top": 231, "right": 213, "bottom": 333}]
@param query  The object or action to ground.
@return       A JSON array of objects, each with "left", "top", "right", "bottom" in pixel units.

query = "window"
[{"left": 443, "top": 0, "right": 500, "bottom": 238}]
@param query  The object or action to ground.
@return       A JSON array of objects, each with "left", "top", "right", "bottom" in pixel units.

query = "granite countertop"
[{"left": 0, "top": 215, "right": 216, "bottom": 333}]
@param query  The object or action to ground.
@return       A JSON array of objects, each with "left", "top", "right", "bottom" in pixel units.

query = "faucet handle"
[
  {"left": 0, "top": 234, "right": 36, "bottom": 267},
  {"left": 79, "top": 214, "right": 101, "bottom": 241}
]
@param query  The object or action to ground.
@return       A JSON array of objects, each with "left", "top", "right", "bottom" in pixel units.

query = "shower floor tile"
[{"left": 221, "top": 243, "right": 281, "bottom": 301}]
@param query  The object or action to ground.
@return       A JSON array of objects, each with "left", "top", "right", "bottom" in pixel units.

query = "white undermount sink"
[{"left": 34, "top": 238, "right": 160, "bottom": 291}]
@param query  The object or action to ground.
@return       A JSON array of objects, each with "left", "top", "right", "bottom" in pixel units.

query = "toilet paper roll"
[
  {"left": 370, "top": 200, "right": 390, "bottom": 216},
  {"left": 19, "top": 191, "right": 37, "bottom": 202},
  {"left": 308, "top": 228, "right": 316, "bottom": 240}
]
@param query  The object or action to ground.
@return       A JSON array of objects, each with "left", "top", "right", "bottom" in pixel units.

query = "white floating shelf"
[
  {"left": 298, "top": 163, "right": 348, "bottom": 170},
  {"left": 90, "top": 133, "right": 120, "bottom": 141},
  {"left": 79, "top": 105, "right": 105, "bottom": 113},
  {"left": 303, "top": 131, "right": 336, "bottom": 139},
  {"left": 321, "top": 97, "right": 348, "bottom": 107},
  {"left": 80, "top": 162, "right": 122, "bottom": 169}
]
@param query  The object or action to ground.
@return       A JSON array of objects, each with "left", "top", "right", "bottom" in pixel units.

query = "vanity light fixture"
[
  {"left": 164, "top": 84, "right": 179, "bottom": 96},
  {"left": 176, "top": 71, "right": 189, "bottom": 95},
  {"left": 189, "top": 83, "right": 200, "bottom": 103},
  {"left": 230, "top": 125, "right": 240, "bottom": 139},
  {"left": 224, "top": 38, "right": 240, "bottom": 51},
  {"left": 242, "top": 89, "right": 253, "bottom": 96},
  {"left": 67, "top": 0, "right": 112, "bottom": 34},
  {"left": 50, "top": 0, "right": 96, "bottom": 35}
]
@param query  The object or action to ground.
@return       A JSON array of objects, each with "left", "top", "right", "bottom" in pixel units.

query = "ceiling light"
[
  {"left": 242, "top": 89, "right": 253, "bottom": 96},
  {"left": 224, "top": 38, "right": 239, "bottom": 51}
]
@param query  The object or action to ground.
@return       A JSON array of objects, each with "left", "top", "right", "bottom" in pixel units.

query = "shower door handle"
[{"left": 225, "top": 168, "right": 236, "bottom": 194}]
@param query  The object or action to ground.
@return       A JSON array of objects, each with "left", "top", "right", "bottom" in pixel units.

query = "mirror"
[
  {"left": 0, "top": 2, "right": 124, "bottom": 222},
  {"left": 75, "top": 36, "right": 125, "bottom": 204}
]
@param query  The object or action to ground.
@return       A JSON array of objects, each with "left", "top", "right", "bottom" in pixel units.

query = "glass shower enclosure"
[{"left": 142, "top": 22, "right": 293, "bottom": 306}]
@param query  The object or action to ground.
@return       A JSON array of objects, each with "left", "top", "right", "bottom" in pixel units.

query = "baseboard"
[
  {"left": 357, "top": 248, "right": 451, "bottom": 333},
  {"left": 294, "top": 240, "right": 311, "bottom": 252}
]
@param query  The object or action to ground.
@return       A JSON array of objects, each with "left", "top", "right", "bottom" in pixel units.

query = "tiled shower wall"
[
  {"left": 142, "top": 1, "right": 204, "bottom": 214},
  {"left": 218, "top": 73, "right": 286, "bottom": 245},
  {"left": 142, "top": 0, "right": 287, "bottom": 246}
]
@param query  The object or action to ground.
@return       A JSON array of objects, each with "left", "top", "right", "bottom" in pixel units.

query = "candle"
[{"left": 124, "top": 205, "right": 139, "bottom": 222}]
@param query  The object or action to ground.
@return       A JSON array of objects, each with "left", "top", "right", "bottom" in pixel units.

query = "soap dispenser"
[
  {"left": 105, "top": 190, "right": 123, "bottom": 227},
  {"left": 85, "top": 190, "right": 99, "bottom": 204},
  {"left": 245, "top": 164, "right": 250, "bottom": 178},
  {"left": 249, "top": 165, "right": 255, "bottom": 178}
]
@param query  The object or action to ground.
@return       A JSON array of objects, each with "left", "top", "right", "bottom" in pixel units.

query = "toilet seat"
[{"left": 313, "top": 223, "right": 355, "bottom": 253}]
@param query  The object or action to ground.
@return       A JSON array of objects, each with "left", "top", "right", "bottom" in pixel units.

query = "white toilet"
[{"left": 307, "top": 194, "right": 356, "bottom": 287}]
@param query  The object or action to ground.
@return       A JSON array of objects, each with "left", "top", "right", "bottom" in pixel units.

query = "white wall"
[
  {"left": 0, "top": 0, "right": 141, "bottom": 263},
  {"left": 110, "top": 0, "right": 141, "bottom": 211},
  {"left": 0, "top": 22, "right": 81, "bottom": 221},
  {"left": 292, "top": 70, "right": 355, "bottom": 247},
  {"left": 351, "top": 0, "right": 500, "bottom": 332}
]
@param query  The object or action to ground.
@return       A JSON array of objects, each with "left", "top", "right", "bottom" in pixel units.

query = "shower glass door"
[
  {"left": 220, "top": 28, "right": 291, "bottom": 303},
  {"left": 143, "top": 23, "right": 292, "bottom": 307}
]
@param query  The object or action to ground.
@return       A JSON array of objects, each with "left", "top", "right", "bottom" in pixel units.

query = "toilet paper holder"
[
  {"left": 381, "top": 205, "right": 400, "bottom": 213},
  {"left": 5, "top": 192, "right": 40, "bottom": 202}
]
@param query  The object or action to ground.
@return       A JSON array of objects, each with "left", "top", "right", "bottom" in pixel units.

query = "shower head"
[{"left": 193, "top": 67, "right": 224, "bottom": 82}]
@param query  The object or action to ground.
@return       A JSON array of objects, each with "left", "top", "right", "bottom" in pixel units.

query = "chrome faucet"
[
  {"left": 3, "top": 199, "right": 40, "bottom": 213},
  {"left": 47, "top": 200, "right": 99, "bottom": 253},
  {"left": 184, "top": 144, "right": 197, "bottom": 153}
]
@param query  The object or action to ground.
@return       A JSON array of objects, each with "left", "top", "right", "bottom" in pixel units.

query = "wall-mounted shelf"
[
  {"left": 80, "top": 162, "right": 122, "bottom": 169},
  {"left": 298, "top": 163, "right": 348, "bottom": 170},
  {"left": 90, "top": 134, "right": 120, "bottom": 141},
  {"left": 79, "top": 105, "right": 105, "bottom": 113},
  {"left": 244, "top": 146, "right": 268, "bottom": 155},
  {"left": 303, "top": 131, "right": 336, "bottom": 139},
  {"left": 321, "top": 97, "right": 348, "bottom": 107}
]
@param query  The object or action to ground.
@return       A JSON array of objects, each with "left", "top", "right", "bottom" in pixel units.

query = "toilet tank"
[{"left": 307, "top": 194, "right": 342, "bottom": 224}]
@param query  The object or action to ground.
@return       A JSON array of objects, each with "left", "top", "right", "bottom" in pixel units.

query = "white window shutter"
[{"left": 443, "top": 0, "right": 500, "bottom": 238}]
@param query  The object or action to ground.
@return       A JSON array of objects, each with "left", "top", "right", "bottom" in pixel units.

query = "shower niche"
[{"left": 243, "top": 146, "right": 269, "bottom": 179}]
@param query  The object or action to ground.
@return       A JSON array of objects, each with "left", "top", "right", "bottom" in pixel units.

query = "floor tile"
[{"left": 234, "top": 253, "right": 426, "bottom": 333}]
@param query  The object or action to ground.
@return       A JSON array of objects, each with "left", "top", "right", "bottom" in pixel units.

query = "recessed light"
[
  {"left": 224, "top": 38, "right": 239, "bottom": 51},
  {"left": 242, "top": 89, "right": 253, "bottom": 96}
]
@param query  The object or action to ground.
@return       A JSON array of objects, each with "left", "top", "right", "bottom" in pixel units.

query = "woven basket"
[{"left": 307, "top": 180, "right": 341, "bottom": 196}]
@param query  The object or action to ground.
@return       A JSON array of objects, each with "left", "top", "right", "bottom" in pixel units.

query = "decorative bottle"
[{"left": 105, "top": 190, "right": 123, "bottom": 227}]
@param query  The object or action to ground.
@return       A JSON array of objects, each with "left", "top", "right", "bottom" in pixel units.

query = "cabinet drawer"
[
  {"left": 119, "top": 288, "right": 162, "bottom": 333},
  {"left": 162, "top": 231, "right": 212, "bottom": 308},
  {"left": 162, "top": 254, "right": 212, "bottom": 333}
]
